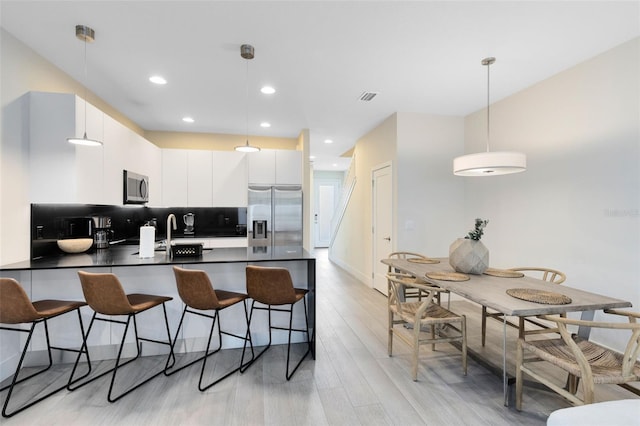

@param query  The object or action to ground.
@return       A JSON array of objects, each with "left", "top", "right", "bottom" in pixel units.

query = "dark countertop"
[{"left": 0, "top": 245, "right": 315, "bottom": 271}]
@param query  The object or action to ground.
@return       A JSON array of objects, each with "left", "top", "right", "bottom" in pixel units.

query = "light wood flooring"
[{"left": 1, "top": 249, "right": 637, "bottom": 425}]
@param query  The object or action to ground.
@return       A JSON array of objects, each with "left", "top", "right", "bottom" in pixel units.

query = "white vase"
[{"left": 449, "top": 238, "right": 489, "bottom": 275}]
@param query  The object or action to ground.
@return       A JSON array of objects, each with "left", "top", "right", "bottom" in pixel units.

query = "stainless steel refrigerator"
[{"left": 248, "top": 185, "right": 303, "bottom": 247}]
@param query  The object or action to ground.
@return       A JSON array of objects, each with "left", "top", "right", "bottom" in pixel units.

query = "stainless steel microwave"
[{"left": 123, "top": 170, "right": 149, "bottom": 204}]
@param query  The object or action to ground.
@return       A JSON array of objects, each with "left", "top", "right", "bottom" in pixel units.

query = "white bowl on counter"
[{"left": 57, "top": 238, "right": 93, "bottom": 254}]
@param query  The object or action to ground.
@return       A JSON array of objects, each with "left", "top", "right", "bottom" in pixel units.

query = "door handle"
[{"left": 383, "top": 237, "right": 391, "bottom": 241}]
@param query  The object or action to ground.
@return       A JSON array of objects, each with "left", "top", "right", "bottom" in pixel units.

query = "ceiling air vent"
[{"left": 358, "top": 91, "right": 378, "bottom": 102}]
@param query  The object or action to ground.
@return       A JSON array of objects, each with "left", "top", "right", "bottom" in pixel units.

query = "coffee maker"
[{"left": 92, "top": 216, "right": 112, "bottom": 249}]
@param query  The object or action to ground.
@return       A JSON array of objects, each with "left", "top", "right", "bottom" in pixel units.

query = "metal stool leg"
[
  {"left": 68, "top": 303, "right": 174, "bottom": 403},
  {"left": 240, "top": 302, "right": 273, "bottom": 373},
  {"left": 3, "top": 309, "right": 89, "bottom": 418},
  {"left": 285, "top": 296, "right": 312, "bottom": 380}
]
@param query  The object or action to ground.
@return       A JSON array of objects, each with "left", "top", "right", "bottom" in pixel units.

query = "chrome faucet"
[{"left": 166, "top": 214, "right": 177, "bottom": 256}]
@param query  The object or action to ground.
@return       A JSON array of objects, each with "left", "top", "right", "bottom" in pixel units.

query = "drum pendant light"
[
  {"left": 453, "top": 57, "right": 525, "bottom": 176},
  {"left": 67, "top": 25, "right": 102, "bottom": 147},
  {"left": 235, "top": 44, "right": 260, "bottom": 153}
]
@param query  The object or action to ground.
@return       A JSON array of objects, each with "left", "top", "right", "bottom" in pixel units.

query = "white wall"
[
  {"left": 331, "top": 38, "right": 638, "bottom": 354},
  {"left": 298, "top": 129, "right": 312, "bottom": 251},
  {"left": 331, "top": 112, "right": 465, "bottom": 285},
  {"left": 331, "top": 114, "right": 397, "bottom": 284},
  {"left": 396, "top": 113, "right": 465, "bottom": 255},
  {"left": 463, "top": 38, "right": 639, "bottom": 351}
]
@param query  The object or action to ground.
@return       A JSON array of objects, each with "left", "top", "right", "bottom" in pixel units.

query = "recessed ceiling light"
[
  {"left": 149, "top": 75, "right": 167, "bottom": 85},
  {"left": 333, "top": 163, "right": 338, "bottom": 167},
  {"left": 261, "top": 86, "right": 276, "bottom": 94},
  {"left": 324, "top": 139, "right": 333, "bottom": 144},
  {"left": 182, "top": 117, "right": 194, "bottom": 123},
  {"left": 309, "top": 155, "right": 316, "bottom": 160},
  {"left": 260, "top": 122, "right": 271, "bottom": 128}
]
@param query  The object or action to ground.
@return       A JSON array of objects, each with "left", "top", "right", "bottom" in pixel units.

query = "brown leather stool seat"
[
  {"left": 164, "top": 266, "right": 252, "bottom": 391},
  {"left": 240, "top": 265, "right": 313, "bottom": 380},
  {"left": 67, "top": 271, "right": 174, "bottom": 403},
  {"left": 0, "top": 278, "right": 89, "bottom": 418}
]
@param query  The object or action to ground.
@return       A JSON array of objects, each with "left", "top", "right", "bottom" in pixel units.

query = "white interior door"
[
  {"left": 314, "top": 178, "right": 341, "bottom": 247},
  {"left": 372, "top": 165, "right": 392, "bottom": 294}
]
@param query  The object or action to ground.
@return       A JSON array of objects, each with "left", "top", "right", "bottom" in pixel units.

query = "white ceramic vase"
[{"left": 449, "top": 238, "right": 489, "bottom": 275}]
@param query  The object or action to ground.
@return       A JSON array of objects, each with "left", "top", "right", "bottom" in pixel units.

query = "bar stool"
[
  {"left": 240, "top": 265, "right": 312, "bottom": 380},
  {"left": 68, "top": 271, "right": 174, "bottom": 402},
  {"left": 164, "top": 267, "right": 252, "bottom": 390},
  {"left": 0, "top": 278, "right": 89, "bottom": 418}
]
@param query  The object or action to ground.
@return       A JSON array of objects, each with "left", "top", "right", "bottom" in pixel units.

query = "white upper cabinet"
[
  {"left": 103, "top": 116, "right": 162, "bottom": 206},
  {"left": 102, "top": 115, "right": 128, "bottom": 205},
  {"left": 162, "top": 149, "right": 188, "bottom": 207},
  {"left": 29, "top": 91, "right": 161, "bottom": 205},
  {"left": 247, "top": 149, "right": 302, "bottom": 185},
  {"left": 212, "top": 151, "right": 247, "bottom": 207},
  {"left": 140, "top": 135, "right": 163, "bottom": 206},
  {"left": 161, "top": 150, "right": 248, "bottom": 207},
  {"left": 74, "top": 96, "right": 105, "bottom": 204},
  {"left": 187, "top": 150, "right": 213, "bottom": 207},
  {"left": 247, "top": 149, "right": 276, "bottom": 184},
  {"left": 162, "top": 149, "right": 213, "bottom": 207},
  {"left": 29, "top": 92, "right": 104, "bottom": 203},
  {"left": 275, "top": 150, "right": 303, "bottom": 185},
  {"left": 129, "top": 131, "right": 162, "bottom": 206}
]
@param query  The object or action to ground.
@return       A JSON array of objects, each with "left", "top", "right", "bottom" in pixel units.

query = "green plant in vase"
[
  {"left": 449, "top": 218, "right": 490, "bottom": 274},
  {"left": 466, "top": 218, "right": 489, "bottom": 241}
]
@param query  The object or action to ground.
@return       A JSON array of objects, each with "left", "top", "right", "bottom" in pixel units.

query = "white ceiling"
[{"left": 2, "top": 1, "right": 639, "bottom": 170}]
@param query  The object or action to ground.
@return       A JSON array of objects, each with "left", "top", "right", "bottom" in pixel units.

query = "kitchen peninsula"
[{"left": 0, "top": 245, "right": 315, "bottom": 382}]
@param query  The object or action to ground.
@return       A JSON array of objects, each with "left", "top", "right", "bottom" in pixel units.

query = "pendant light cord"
[
  {"left": 486, "top": 59, "right": 491, "bottom": 153},
  {"left": 245, "top": 58, "right": 249, "bottom": 146},
  {"left": 83, "top": 35, "right": 88, "bottom": 137}
]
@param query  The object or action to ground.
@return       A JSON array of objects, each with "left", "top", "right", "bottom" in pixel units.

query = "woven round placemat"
[
  {"left": 407, "top": 257, "right": 440, "bottom": 264},
  {"left": 483, "top": 268, "right": 525, "bottom": 278},
  {"left": 506, "top": 288, "right": 572, "bottom": 305},
  {"left": 425, "top": 271, "right": 469, "bottom": 282},
  {"left": 397, "top": 276, "right": 420, "bottom": 285}
]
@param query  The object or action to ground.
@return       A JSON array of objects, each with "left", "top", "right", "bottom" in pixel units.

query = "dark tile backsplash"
[{"left": 31, "top": 204, "right": 247, "bottom": 259}]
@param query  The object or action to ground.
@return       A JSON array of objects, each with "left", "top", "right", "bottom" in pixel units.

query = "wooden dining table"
[{"left": 381, "top": 257, "right": 633, "bottom": 406}]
